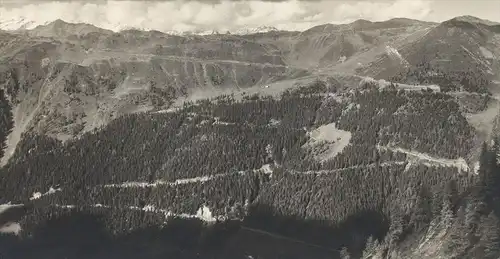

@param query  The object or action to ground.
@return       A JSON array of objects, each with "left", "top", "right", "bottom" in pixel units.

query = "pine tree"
[
  {"left": 410, "top": 187, "right": 432, "bottom": 231},
  {"left": 490, "top": 137, "right": 500, "bottom": 200},
  {"left": 441, "top": 180, "right": 457, "bottom": 227},
  {"left": 339, "top": 246, "right": 351, "bottom": 259},
  {"left": 446, "top": 205, "right": 470, "bottom": 257},
  {"left": 481, "top": 212, "right": 500, "bottom": 259},
  {"left": 362, "top": 235, "right": 380, "bottom": 258},
  {"left": 477, "top": 142, "right": 497, "bottom": 202}
]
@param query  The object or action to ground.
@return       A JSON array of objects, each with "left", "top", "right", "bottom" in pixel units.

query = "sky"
[{"left": 0, "top": 0, "right": 498, "bottom": 32}]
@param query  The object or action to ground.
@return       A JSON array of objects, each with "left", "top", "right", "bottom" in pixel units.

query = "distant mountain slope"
[
  {"left": 361, "top": 17, "right": 500, "bottom": 93},
  {"left": 452, "top": 15, "right": 500, "bottom": 26},
  {"left": 0, "top": 21, "right": 309, "bottom": 164},
  {"left": 1, "top": 15, "right": 500, "bottom": 259},
  {"left": 0, "top": 16, "right": 498, "bottom": 165},
  {"left": 267, "top": 18, "right": 436, "bottom": 69},
  {"left": 29, "top": 19, "right": 114, "bottom": 39}
]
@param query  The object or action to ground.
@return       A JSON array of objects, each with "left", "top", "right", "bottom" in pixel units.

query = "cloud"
[{"left": 0, "top": 0, "right": 433, "bottom": 33}]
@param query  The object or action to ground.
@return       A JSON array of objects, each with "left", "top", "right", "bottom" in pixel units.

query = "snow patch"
[
  {"left": 258, "top": 164, "right": 273, "bottom": 175},
  {"left": 0, "top": 17, "right": 40, "bottom": 30},
  {"left": 213, "top": 117, "right": 235, "bottom": 126},
  {"left": 0, "top": 203, "right": 24, "bottom": 215},
  {"left": 473, "top": 161, "right": 480, "bottom": 175},
  {"left": 30, "top": 186, "right": 62, "bottom": 200},
  {"left": 55, "top": 204, "right": 76, "bottom": 209},
  {"left": 196, "top": 205, "right": 218, "bottom": 222},
  {"left": 268, "top": 118, "right": 281, "bottom": 127},
  {"left": 305, "top": 123, "right": 352, "bottom": 161},
  {"left": 30, "top": 192, "right": 42, "bottom": 200},
  {"left": 0, "top": 204, "right": 23, "bottom": 235},
  {"left": 233, "top": 26, "right": 278, "bottom": 35},
  {"left": 173, "top": 176, "right": 213, "bottom": 185},
  {"left": 395, "top": 82, "right": 440, "bottom": 92},
  {"left": 480, "top": 46, "right": 495, "bottom": 59},
  {"left": 385, "top": 45, "right": 409, "bottom": 66},
  {"left": 128, "top": 204, "right": 223, "bottom": 223},
  {"left": 154, "top": 107, "right": 180, "bottom": 114},
  {"left": 104, "top": 175, "right": 216, "bottom": 188},
  {"left": 41, "top": 57, "right": 51, "bottom": 68},
  {"left": 54, "top": 203, "right": 222, "bottom": 222},
  {"left": 105, "top": 163, "right": 274, "bottom": 188},
  {"left": 265, "top": 144, "right": 273, "bottom": 159},
  {"left": 0, "top": 222, "right": 21, "bottom": 235}
]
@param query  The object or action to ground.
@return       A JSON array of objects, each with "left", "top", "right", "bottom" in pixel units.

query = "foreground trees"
[{"left": 0, "top": 83, "right": 499, "bottom": 258}]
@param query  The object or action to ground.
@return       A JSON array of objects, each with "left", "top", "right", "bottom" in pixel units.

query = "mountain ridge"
[
  {"left": 0, "top": 13, "right": 500, "bottom": 258},
  {"left": 0, "top": 14, "right": 498, "bottom": 163},
  {"left": 2, "top": 15, "right": 493, "bottom": 36}
]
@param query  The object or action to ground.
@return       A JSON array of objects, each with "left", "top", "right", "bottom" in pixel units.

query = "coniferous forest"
[
  {"left": 1, "top": 80, "right": 499, "bottom": 259},
  {"left": 1, "top": 12, "right": 500, "bottom": 259}
]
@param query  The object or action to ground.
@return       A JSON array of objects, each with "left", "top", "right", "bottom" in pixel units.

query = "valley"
[{"left": 0, "top": 15, "right": 500, "bottom": 259}]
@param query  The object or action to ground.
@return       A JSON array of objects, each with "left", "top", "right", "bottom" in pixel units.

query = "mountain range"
[{"left": 0, "top": 15, "right": 500, "bottom": 259}]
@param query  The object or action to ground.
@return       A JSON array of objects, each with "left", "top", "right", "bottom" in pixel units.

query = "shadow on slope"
[
  {"left": 243, "top": 204, "right": 389, "bottom": 258},
  {"left": 0, "top": 204, "right": 389, "bottom": 259}
]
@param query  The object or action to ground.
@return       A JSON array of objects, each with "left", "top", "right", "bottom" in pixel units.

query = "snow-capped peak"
[
  {"left": 154, "top": 26, "right": 279, "bottom": 36},
  {"left": 232, "top": 26, "right": 279, "bottom": 35},
  {"left": 0, "top": 17, "right": 41, "bottom": 30},
  {"left": 0, "top": 17, "right": 280, "bottom": 36}
]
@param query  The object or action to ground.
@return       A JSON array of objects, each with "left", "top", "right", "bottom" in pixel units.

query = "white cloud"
[{"left": 0, "top": 0, "right": 433, "bottom": 32}]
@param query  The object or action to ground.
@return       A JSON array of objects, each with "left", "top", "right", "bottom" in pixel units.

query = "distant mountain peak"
[
  {"left": 233, "top": 26, "right": 279, "bottom": 35},
  {"left": 50, "top": 18, "right": 66, "bottom": 26},
  {"left": 30, "top": 19, "right": 113, "bottom": 38},
  {"left": 0, "top": 17, "right": 40, "bottom": 31},
  {"left": 1, "top": 16, "right": 497, "bottom": 38},
  {"left": 352, "top": 19, "right": 372, "bottom": 24},
  {"left": 304, "top": 17, "right": 430, "bottom": 34},
  {"left": 33, "top": 19, "right": 72, "bottom": 31},
  {"left": 37, "top": 19, "right": 108, "bottom": 32}
]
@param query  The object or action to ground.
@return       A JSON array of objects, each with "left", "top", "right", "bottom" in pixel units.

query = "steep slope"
[
  {"left": 0, "top": 16, "right": 498, "bottom": 164},
  {"left": 0, "top": 15, "right": 498, "bottom": 166},
  {"left": 1, "top": 16, "right": 500, "bottom": 258},
  {"left": 0, "top": 20, "right": 310, "bottom": 164},
  {"left": 269, "top": 18, "right": 435, "bottom": 70},
  {"left": 0, "top": 84, "right": 497, "bottom": 258},
  {"left": 0, "top": 89, "right": 13, "bottom": 159},
  {"left": 452, "top": 15, "right": 500, "bottom": 26},
  {"left": 28, "top": 19, "right": 114, "bottom": 39},
  {"left": 364, "top": 17, "right": 500, "bottom": 91}
]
